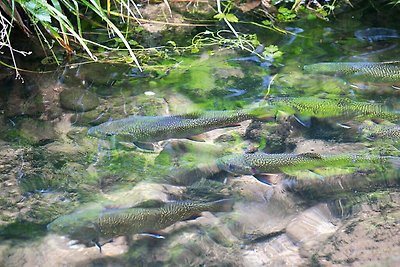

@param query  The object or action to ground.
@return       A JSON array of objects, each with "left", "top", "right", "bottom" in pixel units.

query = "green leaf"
[
  {"left": 262, "top": 20, "right": 272, "bottom": 26},
  {"left": 129, "top": 40, "right": 139, "bottom": 46},
  {"left": 24, "top": 1, "right": 52, "bottom": 22},
  {"left": 191, "top": 47, "right": 200, "bottom": 53},
  {"left": 225, "top": 13, "right": 239, "bottom": 23},
  {"left": 213, "top": 13, "right": 225, "bottom": 20}
]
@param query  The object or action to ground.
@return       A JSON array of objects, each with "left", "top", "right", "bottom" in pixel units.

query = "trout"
[
  {"left": 87, "top": 107, "right": 273, "bottom": 149},
  {"left": 303, "top": 61, "right": 400, "bottom": 83},
  {"left": 216, "top": 152, "right": 399, "bottom": 182},
  {"left": 355, "top": 27, "right": 400, "bottom": 42},
  {"left": 268, "top": 97, "right": 399, "bottom": 127},
  {"left": 359, "top": 122, "right": 400, "bottom": 140},
  {"left": 48, "top": 199, "right": 233, "bottom": 251}
]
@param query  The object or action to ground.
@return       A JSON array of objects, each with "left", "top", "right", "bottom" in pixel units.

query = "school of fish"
[{"left": 49, "top": 26, "right": 400, "bottom": 252}]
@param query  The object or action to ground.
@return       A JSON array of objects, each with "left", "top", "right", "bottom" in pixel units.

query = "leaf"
[
  {"left": 262, "top": 20, "right": 272, "bottom": 25},
  {"left": 225, "top": 13, "right": 239, "bottom": 23},
  {"left": 24, "top": 1, "right": 52, "bottom": 22},
  {"left": 213, "top": 13, "right": 225, "bottom": 20},
  {"left": 191, "top": 47, "right": 200, "bottom": 53}
]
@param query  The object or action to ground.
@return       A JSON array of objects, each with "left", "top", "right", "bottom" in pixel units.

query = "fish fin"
[
  {"left": 307, "top": 169, "right": 325, "bottom": 180},
  {"left": 138, "top": 233, "right": 166, "bottom": 239},
  {"left": 336, "top": 122, "right": 352, "bottom": 129},
  {"left": 187, "top": 134, "right": 206, "bottom": 142},
  {"left": 132, "top": 199, "right": 165, "bottom": 208},
  {"left": 253, "top": 173, "right": 279, "bottom": 185},
  {"left": 220, "top": 123, "right": 242, "bottom": 128},
  {"left": 177, "top": 112, "right": 203, "bottom": 119},
  {"left": 294, "top": 114, "right": 312, "bottom": 128},
  {"left": 183, "top": 214, "right": 202, "bottom": 221},
  {"left": 94, "top": 241, "right": 103, "bottom": 253},
  {"left": 133, "top": 141, "right": 156, "bottom": 151},
  {"left": 208, "top": 199, "right": 234, "bottom": 212},
  {"left": 392, "top": 85, "right": 400, "bottom": 90},
  {"left": 298, "top": 152, "right": 323, "bottom": 159}
]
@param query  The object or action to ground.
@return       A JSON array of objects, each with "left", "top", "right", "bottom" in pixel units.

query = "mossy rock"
[
  {"left": 18, "top": 118, "right": 57, "bottom": 145},
  {"left": 59, "top": 88, "right": 100, "bottom": 112}
]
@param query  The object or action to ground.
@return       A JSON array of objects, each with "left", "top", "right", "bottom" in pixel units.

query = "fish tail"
[
  {"left": 208, "top": 199, "right": 234, "bottom": 212},
  {"left": 388, "top": 156, "right": 400, "bottom": 169}
]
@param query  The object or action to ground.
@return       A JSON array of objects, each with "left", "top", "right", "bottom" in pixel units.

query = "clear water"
[{"left": 1, "top": 6, "right": 400, "bottom": 267}]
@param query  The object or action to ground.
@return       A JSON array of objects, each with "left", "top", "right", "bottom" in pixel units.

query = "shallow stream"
[{"left": 0, "top": 5, "right": 400, "bottom": 267}]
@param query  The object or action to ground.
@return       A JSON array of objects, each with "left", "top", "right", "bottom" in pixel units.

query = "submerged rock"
[
  {"left": 4, "top": 81, "right": 45, "bottom": 118},
  {"left": 18, "top": 118, "right": 57, "bottom": 145},
  {"left": 311, "top": 191, "right": 400, "bottom": 266},
  {"left": 245, "top": 120, "right": 293, "bottom": 153},
  {"left": 286, "top": 203, "right": 338, "bottom": 254},
  {"left": 59, "top": 88, "right": 100, "bottom": 112},
  {"left": 242, "top": 234, "right": 305, "bottom": 266}
]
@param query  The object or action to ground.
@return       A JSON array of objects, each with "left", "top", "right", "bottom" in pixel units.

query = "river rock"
[
  {"left": 285, "top": 203, "right": 338, "bottom": 254},
  {"left": 311, "top": 191, "right": 400, "bottom": 266},
  {"left": 4, "top": 81, "right": 45, "bottom": 118},
  {"left": 18, "top": 118, "right": 57, "bottom": 145},
  {"left": 59, "top": 88, "right": 100, "bottom": 111},
  {"left": 242, "top": 234, "right": 305, "bottom": 266}
]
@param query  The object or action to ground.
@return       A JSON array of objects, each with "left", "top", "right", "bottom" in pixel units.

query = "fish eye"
[{"left": 228, "top": 163, "right": 235, "bottom": 171}]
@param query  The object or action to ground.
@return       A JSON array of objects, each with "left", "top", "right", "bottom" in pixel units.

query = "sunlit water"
[{"left": 1, "top": 5, "right": 400, "bottom": 267}]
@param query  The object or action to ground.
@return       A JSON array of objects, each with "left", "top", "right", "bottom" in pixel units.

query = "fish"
[
  {"left": 358, "top": 122, "right": 400, "bottom": 140},
  {"left": 282, "top": 27, "right": 304, "bottom": 46},
  {"left": 87, "top": 107, "right": 274, "bottom": 149},
  {"left": 228, "top": 45, "right": 273, "bottom": 68},
  {"left": 47, "top": 199, "right": 233, "bottom": 251},
  {"left": 303, "top": 61, "right": 400, "bottom": 83},
  {"left": 216, "top": 152, "right": 400, "bottom": 183},
  {"left": 268, "top": 97, "right": 399, "bottom": 127},
  {"left": 355, "top": 27, "right": 400, "bottom": 42}
]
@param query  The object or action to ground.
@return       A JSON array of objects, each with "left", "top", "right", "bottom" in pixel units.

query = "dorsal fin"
[
  {"left": 176, "top": 111, "right": 203, "bottom": 119},
  {"left": 131, "top": 199, "right": 166, "bottom": 208},
  {"left": 298, "top": 152, "right": 322, "bottom": 159}
]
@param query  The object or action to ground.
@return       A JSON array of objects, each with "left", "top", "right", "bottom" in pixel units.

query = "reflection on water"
[{"left": 1, "top": 5, "right": 400, "bottom": 267}]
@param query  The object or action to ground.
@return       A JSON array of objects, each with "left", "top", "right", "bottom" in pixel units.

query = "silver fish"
[{"left": 355, "top": 27, "right": 400, "bottom": 42}]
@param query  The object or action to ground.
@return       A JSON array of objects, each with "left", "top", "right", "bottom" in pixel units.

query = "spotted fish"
[
  {"left": 303, "top": 61, "right": 400, "bottom": 83},
  {"left": 359, "top": 122, "right": 400, "bottom": 140},
  {"left": 48, "top": 199, "right": 233, "bottom": 251},
  {"left": 268, "top": 97, "right": 399, "bottom": 127},
  {"left": 87, "top": 107, "right": 273, "bottom": 149},
  {"left": 216, "top": 152, "right": 400, "bottom": 183}
]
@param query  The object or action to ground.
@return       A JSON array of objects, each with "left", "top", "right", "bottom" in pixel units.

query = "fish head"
[
  {"left": 87, "top": 121, "right": 117, "bottom": 139},
  {"left": 216, "top": 154, "right": 253, "bottom": 175},
  {"left": 47, "top": 206, "right": 102, "bottom": 245}
]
